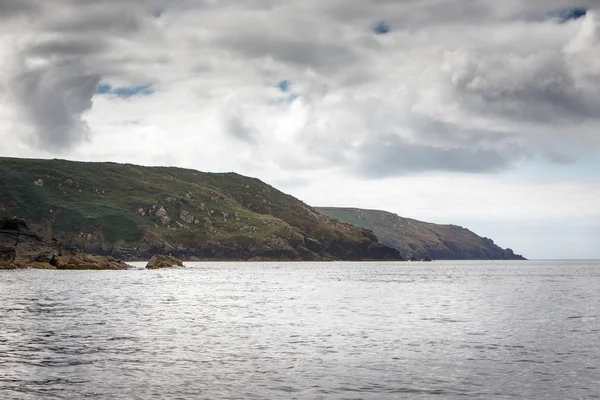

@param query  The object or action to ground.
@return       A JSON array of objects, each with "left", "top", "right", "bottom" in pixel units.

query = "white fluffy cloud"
[{"left": 1, "top": 0, "right": 599, "bottom": 257}]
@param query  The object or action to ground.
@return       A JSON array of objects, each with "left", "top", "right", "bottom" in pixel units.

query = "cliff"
[{"left": 315, "top": 207, "right": 525, "bottom": 260}]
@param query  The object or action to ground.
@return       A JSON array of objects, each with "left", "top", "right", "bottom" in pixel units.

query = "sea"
[{"left": 1, "top": 260, "right": 599, "bottom": 399}]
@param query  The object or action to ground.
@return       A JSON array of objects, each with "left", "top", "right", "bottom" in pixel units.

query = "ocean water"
[{"left": 0, "top": 260, "right": 599, "bottom": 399}]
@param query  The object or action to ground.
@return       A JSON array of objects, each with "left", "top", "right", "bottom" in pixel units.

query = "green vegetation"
[
  {"left": 316, "top": 207, "right": 525, "bottom": 260},
  {"left": 0, "top": 157, "right": 400, "bottom": 261}
]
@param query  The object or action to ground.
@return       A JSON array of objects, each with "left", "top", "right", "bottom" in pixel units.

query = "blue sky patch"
[
  {"left": 268, "top": 80, "right": 298, "bottom": 105},
  {"left": 276, "top": 80, "right": 290, "bottom": 92},
  {"left": 373, "top": 21, "right": 391, "bottom": 35},
  {"left": 96, "top": 83, "right": 154, "bottom": 98},
  {"left": 542, "top": 6, "right": 588, "bottom": 23}
]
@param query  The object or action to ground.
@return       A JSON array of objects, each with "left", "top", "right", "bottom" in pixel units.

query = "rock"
[
  {"left": 156, "top": 206, "right": 168, "bottom": 217},
  {"left": 422, "top": 257, "right": 433, "bottom": 262},
  {"left": 0, "top": 217, "right": 130, "bottom": 270},
  {"left": 53, "top": 253, "right": 129, "bottom": 270},
  {"left": 0, "top": 245, "right": 17, "bottom": 269},
  {"left": 180, "top": 210, "right": 195, "bottom": 224},
  {"left": 146, "top": 254, "right": 184, "bottom": 269},
  {"left": 0, "top": 217, "right": 29, "bottom": 232},
  {"left": 155, "top": 206, "right": 170, "bottom": 226}
]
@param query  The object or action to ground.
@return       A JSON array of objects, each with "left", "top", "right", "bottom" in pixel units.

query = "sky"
[{"left": 0, "top": 0, "right": 599, "bottom": 259}]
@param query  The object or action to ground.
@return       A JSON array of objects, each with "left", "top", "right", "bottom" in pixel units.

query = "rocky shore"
[{"left": 0, "top": 218, "right": 130, "bottom": 270}]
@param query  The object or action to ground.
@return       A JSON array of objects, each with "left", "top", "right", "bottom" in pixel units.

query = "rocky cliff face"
[
  {"left": 0, "top": 157, "right": 402, "bottom": 261},
  {"left": 0, "top": 217, "right": 130, "bottom": 270},
  {"left": 316, "top": 207, "right": 525, "bottom": 260}
]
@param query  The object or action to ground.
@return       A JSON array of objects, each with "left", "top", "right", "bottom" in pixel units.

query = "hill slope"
[
  {"left": 316, "top": 207, "right": 525, "bottom": 260},
  {"left": 0, "top": 157, "right": 401, "bottom": 261}
]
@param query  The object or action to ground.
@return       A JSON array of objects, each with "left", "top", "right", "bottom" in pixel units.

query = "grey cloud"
[
  {"left": 226, "top": 115, "right": 255, "bottom": 144},
  {"left": 28, "top": 38, "right": 108, "bottom": 57},
  {"left": 47, "top": 12, "right": 141, "bottom": 35},
  {"left": 218, "top": 35, "right": 359, "bottom": 71},
  {"left": 1, "top": 0, "right": 167, "bottom": 151},
  {"left": 443, "top": 49, "right": 600, "bottom": 124},
  {"left": 1, "top": 0, "right": 600, "bottom": 175},
  {"left": 541, "top": 148, "right": 579, "bottom": 164},
  {"left": 10, "top": 64, "right": 100, "bottom": 151},
  {"left": 0, "top": 0, "right": 39, "bottom": 18},
  {"left": 356, "top": 136, "right": 525, "bottom": 177}
]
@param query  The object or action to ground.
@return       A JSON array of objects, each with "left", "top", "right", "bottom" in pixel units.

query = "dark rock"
[
  {"left": 0, "top": 217, "right": 130, "bottom": 270},
  {"left": 0, "top": 217, "right": 29, "bottom": 232},
  {"left": 146, "top": 254, "right": 184, "bottom": 269}
]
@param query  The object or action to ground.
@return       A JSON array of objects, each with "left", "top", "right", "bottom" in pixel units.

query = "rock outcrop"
[
  {"left": 0, "top": 217, "right": 130, "bottom": 270},
  {"left": 146, "top": 254, "right": 184, "bottom": 269}
]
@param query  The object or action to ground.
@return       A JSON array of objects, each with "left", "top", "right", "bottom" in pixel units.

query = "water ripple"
[{"left": 1, "top": 260, "right": 599, "bottom": 399}]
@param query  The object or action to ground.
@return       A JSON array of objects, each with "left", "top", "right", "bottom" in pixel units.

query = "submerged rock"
[
  {"left": 0, "top": 217, "right": 130, "bottom": 270},
  {"left": 146, "top": 254, "right": 184, "bottom": 269}
]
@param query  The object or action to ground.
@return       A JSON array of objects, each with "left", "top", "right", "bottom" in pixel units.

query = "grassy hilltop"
[
  {"left": 0, "top": 157, "right": 401, "bottom": 261},
  {"left": 316, "top": 207, "right": 525, "bottom": 260}
]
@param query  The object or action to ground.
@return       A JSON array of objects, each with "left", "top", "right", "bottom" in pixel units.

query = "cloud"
[
  {"left": 6, "top": 58, "right": 101, "bottom": 150},
  {"left": 356, "top": 136, "right": 525, "bottom": 177},
  {"left": 0, "top": 0, "right": 166, "bottom": 151},
  {"left": 439, "top": 48, "right": 600, "bottom": 123},
  {"left": 1, "top": 0, "right": 600, "bottom": 170},
  {"left": 0, "top": 0, "right": 39, "bottom": 19},
  {"left": 226, "top": 114, "right": 256, "bottom": 144}
]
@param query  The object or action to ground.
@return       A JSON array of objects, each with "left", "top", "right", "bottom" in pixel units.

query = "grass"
[{"left": 0, "top": 157, "right": 398, "bottom": 260}]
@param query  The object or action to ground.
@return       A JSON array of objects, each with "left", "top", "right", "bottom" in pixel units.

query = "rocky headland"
[
  {"left": 316, "top": 207, "right": 525, "bottom": 260},
  {"left": 0, "top": 157, "right": 402, "bottom": 261}
]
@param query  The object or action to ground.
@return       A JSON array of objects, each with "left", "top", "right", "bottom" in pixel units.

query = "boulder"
[
  {"left": 146, "top": 254, "right": 184, "bottom": 269},
  {"left": 0, "top": 217, "right": 130, "bottom": 270}
]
